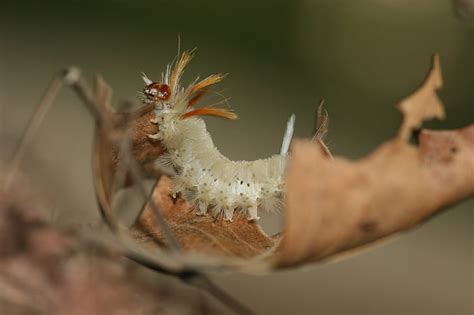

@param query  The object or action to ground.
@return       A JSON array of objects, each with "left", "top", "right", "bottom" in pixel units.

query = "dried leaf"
[
  {"left": 93, "top": 93, "right": 161, "bottom": 225},
  {"left": 132, "top": 177, "right": 276, "bottom": 259},
  {"left": 275, "top": 55, "right": 473, "bottom": 267},
  {"left": 94, "top": 128, "right": 120, "bottom": 229},
  {"left": 96, "top": 106, "right": 162, "bottom": 185},
  {"left": 397, "top": 54, "right": 444, "bottom": 140},
  {"left": 95, "top": 74, "right": 113, "bottom": 110},
  {"left": 127, "top": 109, "right": 163, "bottom": 175}
]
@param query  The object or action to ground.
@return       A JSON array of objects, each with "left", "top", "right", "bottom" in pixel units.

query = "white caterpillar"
[{"left": 143, "top": 51, "right": 294, "bottom": 221}]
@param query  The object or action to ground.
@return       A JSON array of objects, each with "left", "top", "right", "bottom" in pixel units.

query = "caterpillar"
[{"left": 144, "top": 51, "right": 295, "bottom": 221}]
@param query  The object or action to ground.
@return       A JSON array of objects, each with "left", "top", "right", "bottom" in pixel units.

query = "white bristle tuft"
[
  {"left": 141, "top": 72, "right": 153, "bottom": 85},
  {"left": 280, "top": 114, "right": 295, "bottom": 156}
]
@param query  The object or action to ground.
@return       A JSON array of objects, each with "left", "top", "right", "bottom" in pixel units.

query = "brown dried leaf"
[
  {"left": 132, "top": 176, "right": 276, "bottom": 259},
  {"left": 93, "top": 128, "right": 116, "bottom": 222},
  {"left": 95, "top": 74, "right": 113, "bottom": 111},
  {"left": 93, "top": 92, "right": 161, "bottom": 225},
  {"left": 397, "top": 54, "right": 444, "bottom": 140},
  {"left": 127, "top": 109, "right": 163, "bottom": 175},
  {"left": 275, "top": 55, "right": 474, "bottom": 267},
  {"left": 95, "top": 106, "right": 162, "bottom": 189}
]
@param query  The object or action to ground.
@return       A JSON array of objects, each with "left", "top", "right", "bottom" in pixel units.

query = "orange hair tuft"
[
  {"left": 170, "top": 50, "right": 194, "bottom": 92},
  {"left": 190, "top": 74, "right": 226, "bottom": 94},
  {"left": 181, "top": 107, "right": 238, "bottom": 120}
]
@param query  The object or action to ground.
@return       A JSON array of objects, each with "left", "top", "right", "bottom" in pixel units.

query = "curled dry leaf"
[
  {"left": 132, "top": 176, "right": 275, "bottom": 258},
  {"left": 397, "top": 54, "right": 445, "bottom": 141},
  {"left": 95, "top": 54, "right": 472, "bottom": 272},
  {"left": 275, "top": 54, "right": 474, "bottom": 267},
  {"left": 127, "top": 108, "right": 163, "bottom": 175}
]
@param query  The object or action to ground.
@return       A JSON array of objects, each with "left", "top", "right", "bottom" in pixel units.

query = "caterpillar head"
[
  {"left": 143, "top": 80, "right": 171, "bottom": 103},
  {"left": 141, "top": 50, "right": 238, "bottom": 122}
]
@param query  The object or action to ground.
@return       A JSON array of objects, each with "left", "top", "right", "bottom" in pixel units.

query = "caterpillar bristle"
[
  {"left": 181, "top": 107, "right": 238, "bottom": 120},
  {"left": 170, "top": 50, "right": 195, "bottom": 92},
  {"left": 187, "top": 89, "right": 208, "bottom": 108},
  {"left": 190, "top": 74, "right": 226, "bottom": 95}
]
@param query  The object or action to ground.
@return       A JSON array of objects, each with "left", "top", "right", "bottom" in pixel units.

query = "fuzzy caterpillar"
[{"left": 143, "top": 51, "right": 294, "bottom": 221}]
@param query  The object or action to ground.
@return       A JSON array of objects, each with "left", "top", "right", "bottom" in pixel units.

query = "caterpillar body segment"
[{"left": 145, "top": 51, "right": 293, "bottom": 221}]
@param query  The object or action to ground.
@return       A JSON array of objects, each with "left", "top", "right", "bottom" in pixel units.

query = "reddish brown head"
[{"left": 143, "top": 82, "right": 171, "bottom": 102}]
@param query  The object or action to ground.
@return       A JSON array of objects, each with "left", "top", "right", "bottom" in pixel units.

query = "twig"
[
  {"left": 189, "top": 274, "right": 254, "bottom": 315},
  {"left": 126, "top": 157, "right": 181, "bottom": 250},
  {"left": 68, "top": 73, "right": 113, "bottom": 125},
  {"left": 3, "top": 71, "right": 66, "bottom": 192},
  {"left": 126, "top": 254, "right": 254, "bottom": 315}
]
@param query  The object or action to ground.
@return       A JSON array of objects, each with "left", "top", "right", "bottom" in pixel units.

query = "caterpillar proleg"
[{"left": 145, "top": 51, "right": 294, "bottom": 221}]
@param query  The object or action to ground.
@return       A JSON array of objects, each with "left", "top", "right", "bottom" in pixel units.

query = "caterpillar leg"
[
  {"left": 148, "top": 133, "right": 160, "bottom": 140},
  {"left": 224, "top": 207, "right": 234, "bottom": 222},
  {"left": 150, "top": 117, "right": 159, "bottom": 124},
  {"left": 247, "top": 205, "right": 260, "bottom": 221},
  {"left": 196, "top": 200, "right": 208, "bottom": 216}
]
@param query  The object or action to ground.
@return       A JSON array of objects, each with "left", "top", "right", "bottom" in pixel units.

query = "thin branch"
[
  {"left": 189, "top": 274, "right": 254, "bottom": 315},
  {"left": 3, "top": 71, "right": 65, "bottom": 192},
  {"left": 126, "top": 156, "right": 181, "bottom": 250},
  {"left": 127, "top": 255, "right": 254, "bottom": 315},
  {"left": 104, "top": 101, "right": 136, "bottom": 230},
  {"left": 69, "top": 74, "right": 112, "bottom": 125},
  {"left": 131, "top": 180, "right": 161, "bottom": 227}
]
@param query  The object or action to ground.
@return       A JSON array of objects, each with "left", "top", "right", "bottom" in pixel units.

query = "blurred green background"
[{"left": 1, "top": 1, "right": 472, "bottom": 314}]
